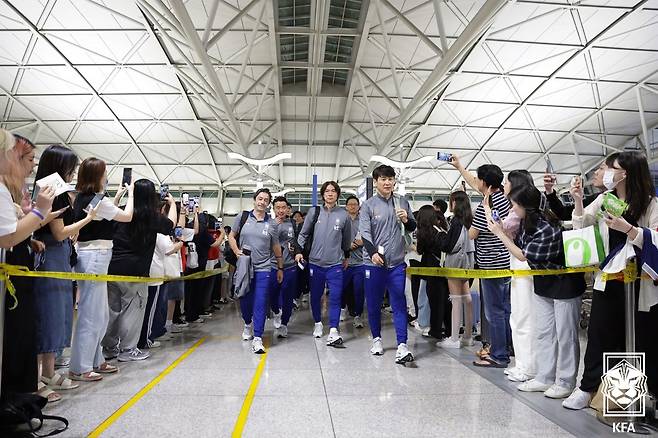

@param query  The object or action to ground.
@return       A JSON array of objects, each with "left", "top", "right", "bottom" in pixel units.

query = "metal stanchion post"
[{"left": 0, "top": 248, "right": 6, "bottom": 395}]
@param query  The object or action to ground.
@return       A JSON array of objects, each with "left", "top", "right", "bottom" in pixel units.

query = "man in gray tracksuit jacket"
[{"left": 296, "top": 181, "right": 351, "bottom": 346}]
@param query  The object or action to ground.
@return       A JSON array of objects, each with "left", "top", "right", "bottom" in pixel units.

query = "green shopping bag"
[{"left": 563, "top": 224, "right": 606, "bottom": 267}]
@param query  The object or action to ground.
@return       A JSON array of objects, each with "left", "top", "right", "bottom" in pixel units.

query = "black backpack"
[
  {"left": 0, "top": 393, "right": 68, "bottom": 437},
  {"left": 223, "top": 211, "right": 250, "bottom": 267}
]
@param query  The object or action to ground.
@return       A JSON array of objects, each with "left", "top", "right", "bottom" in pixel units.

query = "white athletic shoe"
[
  {"left": 242, "top": 323, "right": 254, "bottom": 341},
  {"left": 313, "top": 322, "right": 323, "bottom": 338},
  {"left": 272, "top": 311, "right": 282, "bottom": 329},
  {"left": 562, "top": 388, "right": 592, "bottom": 410},
  {"left": 326, "top": 328, "right": 343, "bottom": 347},
  {"left": 504, "top": 366, "right": 517, "bottom": 376},
  {"left": 169, "top": 324, "right": 183, "bottom": 334},
  {"left": 353, "top": 316, "right": 364, "bottom": 328},
  {"left": 395, "top": 343, "right": 414, "bottom": 364},
  {"left": 544, "top": 385, "right": 573, "bottom": 399},
  {"left": 507, "top": 370, "right": 533, "bottom": 382},
  {"left": 370, "top": 337, "right": 384, "bottom": 355},
  {"left": 436, "top": 338, "right": 461, "bottom": 349},
  {"left": 517, "top": 379, "right": 552, "bottom": 393},
  {"left": 252, "top": 337, "right": 265, "bottom": 354},
  {"left": 340, "top": 308, "right": 348, "bottom": 321},
  {"left": 277, "top": 325, "right": 288, "bottom": 338}
]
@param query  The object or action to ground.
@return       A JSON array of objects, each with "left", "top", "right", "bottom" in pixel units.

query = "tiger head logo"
[{"left": 601, "top": 359, "right": 648, "bottom": 411}]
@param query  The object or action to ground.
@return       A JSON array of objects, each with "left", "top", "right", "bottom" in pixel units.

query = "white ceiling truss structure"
[{"left": 1, "top": 0, "right": 658, "bottom": 198}]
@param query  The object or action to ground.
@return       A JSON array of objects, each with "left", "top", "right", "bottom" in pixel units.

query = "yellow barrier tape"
[{"left": 0, "top": 264, "right": 229, "bottom": 310}]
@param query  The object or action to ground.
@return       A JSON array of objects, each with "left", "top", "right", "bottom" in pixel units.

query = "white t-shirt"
[
  {"left": 92, "top": 197, "right": 121, "bottom": 221},
  {"left": 150, "top": 233, "right": 175, "bottom": 286},
  {"left": 0, "top": 183, "right": 18, "bottom": 237}
]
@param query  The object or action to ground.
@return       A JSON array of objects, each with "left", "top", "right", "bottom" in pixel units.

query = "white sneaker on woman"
[
  {"left": 436, "top": 338, "right": 461, "bottom": 349},
  {"left": 517, "top": 379, "right": 551, "bottom": 392},
  {"left": 544, "top": 385, "right": 572, "bottom": 399},
  {"left": 562, "top": 388, "right": 592, "bottom": 410}
]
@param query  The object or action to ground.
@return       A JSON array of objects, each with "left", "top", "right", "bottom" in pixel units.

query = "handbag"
[
  {"left": 186, "top": 242, "right": 199, "bottom": 269},
  {"left": 0, "top": 393, "right": 69, "bottom": 437},
  {"left": 563, "top": 223, "right": 606, "bottom": 267}
]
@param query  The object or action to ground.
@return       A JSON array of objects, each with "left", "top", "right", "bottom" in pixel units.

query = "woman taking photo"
[
  {"left": 102, "top": 179, "right": 176, "bottom": 362},
  {"left": 417, "top": 190, "right": 475, "bottom": 349},
  {"left": 229, "top": 188, "right": 283, "bottom": 354},
  {"left": 489, "top": 186, "right": 585, "bottom": 398},
  {"left": 563, "top": 151, "right": 658, "bottom": 409},
  {"left": 33, "top": 145, "right": 100, "bottom": 402},
  {"left": 69, "top": 158, "right": 133, "bottom": 382},
  {"left": 0, "top": 130, "right": 59, "bottom": 401}
]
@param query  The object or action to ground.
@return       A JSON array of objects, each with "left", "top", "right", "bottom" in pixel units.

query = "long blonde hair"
[{"left": 0, "top": 130, "right": 33, "bottom": 201}]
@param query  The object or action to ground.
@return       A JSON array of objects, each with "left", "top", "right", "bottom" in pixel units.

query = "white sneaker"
[
  {"left": 460, "top": 336, "right": 474, "bottom": 347},
  {"left": 326, "top": 328, "right": 343, "bottom": 346},
  {"left": 544, "top": 385, "right": 573, "bottom": 399},
  {"left": 353, "top": 316, "right": 364, "bottom": 328},
  {"left": 517, "top": 379, "right": 552, "bottom": 392},
  {"left": 252, "top": 337, "right": 265, "bottom": 354},
  {"left": 340, "top": 308, "right": 348, "bottom": 321},
  {"left": 562, "top": 388, "right": 592, "bottom": 410},
  {"left": 277, "top": 325, "right": 288, "bottom": 338},
  {"left": 395, "top": 343, "right": 414, "bottom": 364},
  {"left": 507, "top": 370, "right": 532, "bottom": 382},
  {"left": 313, "top": 322, "right": 323, "bottom": 338},
  {"left": 421, "top": 327, "right": 431, "bottom": 337},
  {"left": 436, "top": 338, "right": 461, "bottom": 349},
  {"left": 370, "top": 337, "right": 384, "bottom": 355},
  {"left": 242, "top": 323, "right": 253, "bottom": 341},
  {"left": 168, "top": 324, "right": 183, "bottom": 334},
  {"left": 504, "top": 366, "right": 517, "bottom": 376},
  {"left": 118, "top": 348, "right": 150, "bottom": 362},
  {"left": 147, "top": 340, "right": 161, "bottom": 349},
  {"left": 272, "top": 311, "right": 282, "bottom": 329}
]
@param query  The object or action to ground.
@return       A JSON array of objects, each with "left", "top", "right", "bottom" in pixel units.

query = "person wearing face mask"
[
  {"left": 229, "top": 188, "right": 283, "bottom": 354},
  {"left": 543, "top": 154, "right": 619, "bottom": 220},
  {"left": 360, "top": 165, "right": 417, "bottom": 364},
  {"left": 563, "top": 151, "right": 658, "bottom": 409},
  {"left": 295, "top": 181, "right": 352, "bottom": 346}
]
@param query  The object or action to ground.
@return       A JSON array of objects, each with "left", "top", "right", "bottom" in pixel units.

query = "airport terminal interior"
[{"left": 1, "top": 0, "right": 658, "bottom": 437}]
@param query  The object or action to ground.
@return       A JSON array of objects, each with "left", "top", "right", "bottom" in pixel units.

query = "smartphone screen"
[
  {"left": 84, "top": 193, "right": 105, "bottom": 213},
  {"left": 545, "top": 158, "right": 555, "bottom": 175},
  {"left": 174, "top": 226, "right": 183, "bottom": 239},
  {"left": 31, "top": 185, "right": 40, "bottom": 202},
  {"left": 181, "top": 192, "right": 189, "bottom": 206},
  {"left": 121, "top": 168, "right": 132, "bottom": 187},
  {"left": 160, "top": 184, "right": 169, "bottom": 201}
]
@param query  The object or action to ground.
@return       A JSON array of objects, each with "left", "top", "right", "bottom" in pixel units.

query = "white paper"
[{"left": 35, "top": 173, "right": 74, "bottom": 197}]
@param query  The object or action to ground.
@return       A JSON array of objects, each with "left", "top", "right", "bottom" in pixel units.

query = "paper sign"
[{"left": 35, "top": 173, "right": 74, "bottom": 197}]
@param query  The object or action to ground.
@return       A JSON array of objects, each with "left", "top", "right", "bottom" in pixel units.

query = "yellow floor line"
[
  {"left": 88, "top": 337, "right": 207, "bottom": 438},
  {"left": 231, "top": 345, "right": 268, "bottom": 437}
]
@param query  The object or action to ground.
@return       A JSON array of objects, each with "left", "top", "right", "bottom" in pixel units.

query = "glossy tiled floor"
[{"left": 43, "top": 299, "right": 632, "bottom": 437}]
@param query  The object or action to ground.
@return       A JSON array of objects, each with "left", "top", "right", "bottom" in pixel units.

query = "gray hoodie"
[
  {"left": 297, "top": 205, "right": 352, "bottom": 267},
  {"left": 359, "top": 193, "right": 416, "bottom": 268}
]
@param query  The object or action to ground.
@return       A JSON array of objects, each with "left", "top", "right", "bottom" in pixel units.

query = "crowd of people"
[{"left": 0, "top": 128, "right": 656, "bottom": 422}]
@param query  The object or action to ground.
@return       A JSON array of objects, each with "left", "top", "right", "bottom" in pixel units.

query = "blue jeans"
[
  {"left": 342, "top": 265, "right": 365, "bottom": 316},
  {"left": 270, "top": 266, "right": 298, "bottom": 326},
  {"left": 239, "top": 271, "right": 271, "bottom": 338},
  {"left": 309, "top": 264, "right": 344, "bottom": 328},
  {"left": 365, "top": 264, "right": 408, "bottom": 344},
  {"left": 70, "top": 248, "right": 112, "bottom": 374},
  {"left": 481, "top": 277, "right": 512, "bottom": 364}
]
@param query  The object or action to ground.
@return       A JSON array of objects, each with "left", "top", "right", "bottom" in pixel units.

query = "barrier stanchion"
[{"left": 0, "top": 248, "right": 5, "bottom": 395}]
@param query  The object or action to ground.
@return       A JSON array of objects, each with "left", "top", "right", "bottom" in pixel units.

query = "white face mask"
[{"left": 602, "top": 169, "right": 625, "bottom": 191}]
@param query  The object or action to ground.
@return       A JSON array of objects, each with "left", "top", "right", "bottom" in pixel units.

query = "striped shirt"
[{"left": 472, "top": 191, "right": 511, "bottom": 269}]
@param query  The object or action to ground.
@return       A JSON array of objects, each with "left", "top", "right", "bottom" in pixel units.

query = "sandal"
[
  {"left": 94, "top": 363, "right": 118, "bottom": 374},
  {"left": 37, "top": 382, "right": 62, "bottom": 403},
  {"left": 473, "top": 357, "right": 507, "bottom": 368},
  {"left": 41, "top": 373, "right": 79, "bottom": 390},
  {"left": 69, "top": 371, "right": 103, "bottom": 382},
  {"left": 476, "top": 344, "right": 490, "bottom": 360}
]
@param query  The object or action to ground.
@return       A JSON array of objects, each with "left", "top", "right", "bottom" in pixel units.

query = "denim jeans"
[
  {"left": 70, "top": 248, "right": 112, "bottom": 374},
  {"left": 481, "top": 277, "right": 511, "bottom": 364}
]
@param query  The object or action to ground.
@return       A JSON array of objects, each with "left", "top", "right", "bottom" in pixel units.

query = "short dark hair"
[
  {"left": 477, "top": 164, "right": 504, "bottom": 189},
  {"left": 76, "top": 157, "right": 106, "bottom": 194},
  {"left": 292, "top": 210, "right": 303, "bottom": 218},
  {"left": 273, "top": 196, "right": 288, "bottom": 206},
  {"left": 320, "top": 181, "right": 340, "bottom": 198},
  {"left": 432, "top": 199, "right": 447, "bottom": 214},
  {"left": 345, "top": 195, "right": 359, "bottom": 205},
  {"left": 253, "top": 188, "right": 272, "bottom": 203},
  {"left": 372, "top": 164, "right": 396, "bottom": 180}
]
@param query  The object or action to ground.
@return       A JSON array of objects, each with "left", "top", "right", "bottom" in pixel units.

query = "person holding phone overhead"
[{"left": 69, "top": 158, "right": 134, "bottom": 382}]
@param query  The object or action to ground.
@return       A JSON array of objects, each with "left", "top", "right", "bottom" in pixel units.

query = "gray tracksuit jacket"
[{"left": 297, "top": 205, "right": 352, "bottom": 267}]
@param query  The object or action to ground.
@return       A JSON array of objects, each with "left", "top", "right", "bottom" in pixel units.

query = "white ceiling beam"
[
  {"left": 374, "top": 0, "right": 405, "bottom": 111},
  {"left": 266, "top": 0, "right": 285, "bottom": 187},
  {"left": 230, "top": 0, "right": 267, "bottom": 107},
  {"left": 380, "top": 0, "right": 442, "bottom": 56}
]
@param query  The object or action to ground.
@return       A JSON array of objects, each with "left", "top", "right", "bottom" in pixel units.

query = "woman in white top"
[
  {"left": 68, "top": 157, "right": 133, "bottom": 382},
  {"left": 0, "top": 130, "right": 61, "bottom": 400}
]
